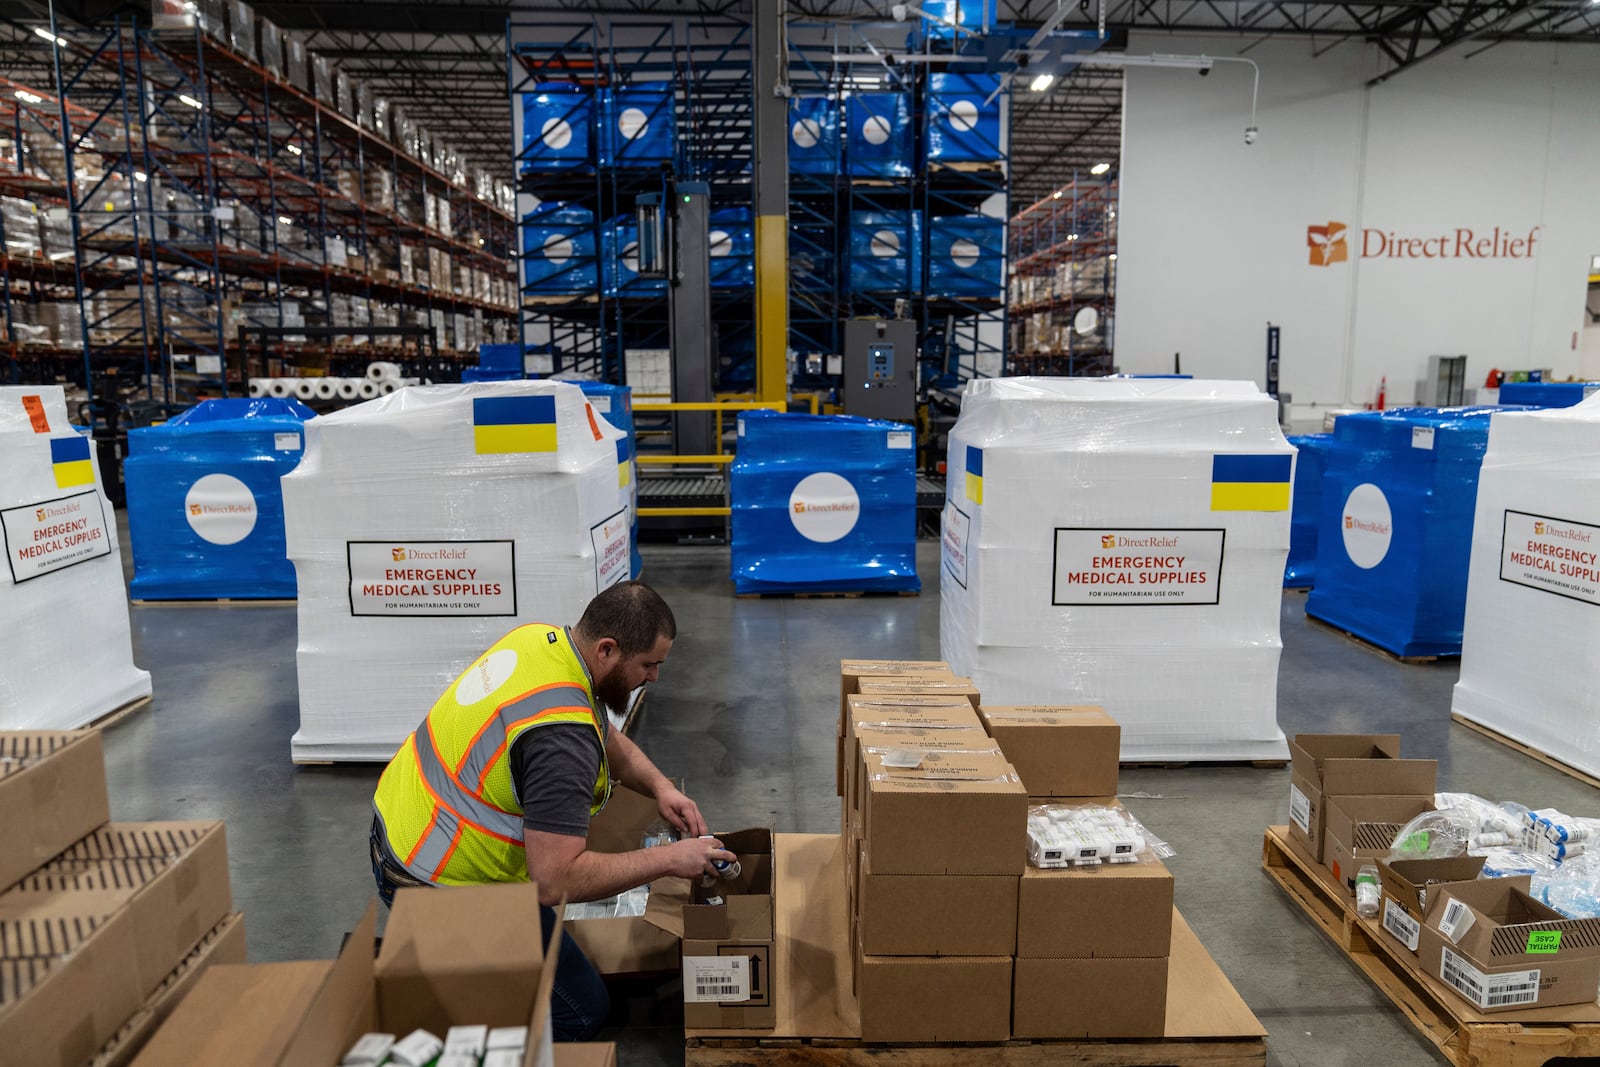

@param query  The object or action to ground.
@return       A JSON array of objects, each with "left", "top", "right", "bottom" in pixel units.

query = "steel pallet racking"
[{"left": 1007, "top": 175, "right": 1117, "bottom": 377}]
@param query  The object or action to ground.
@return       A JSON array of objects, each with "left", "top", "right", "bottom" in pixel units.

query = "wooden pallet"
[
  {"left": 89, "top": 693, "right": 152, "bottom": 731},
  {"left": 1261, "top": 825, "right": 1600, "bottom": 1066},
  {"left": 1451, "top": 714, "right": 1600, "bottom": 792},
  {"left": 685, "top": 1035, "right": 1263, "bottom": 1066},
  {"left": 1304, "top": 614, "right": 1453, "bottom": 665},
  {"left": 736, "top": 590, "right": 920, "bottom": 601}
]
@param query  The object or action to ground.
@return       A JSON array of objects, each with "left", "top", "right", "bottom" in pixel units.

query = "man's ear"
[{"left": 595, "top": 636, "right": 620, "bottom": 666}]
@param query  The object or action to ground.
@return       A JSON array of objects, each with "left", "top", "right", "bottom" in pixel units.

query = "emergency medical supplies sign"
[
  {"left": 346, "top": 540, "right": 517, "bottom": 617},
  {"left": 589, "top": 508, "right": 630, "bottom": 591},
  {"left": 1052, "top": 528, "right": 1225, "bottom": 606},
  {"left": 1, "top": 489, "right": 112, "bottom": 583},
  {"left": 1500, "top": 510, "right": 1600, "bottom": 607}
]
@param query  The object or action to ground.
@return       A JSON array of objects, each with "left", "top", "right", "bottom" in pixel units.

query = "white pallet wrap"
[
  {"left": 0, "top": 386, "right": 151, "bottom": 727},
  {"left": 1453, "top": 395, "right": 1600, "bottom": 776},
  {"left": 282, "top": 382, "right": 630, "bottom": 761},
  {"left": 939, "top": 377, "right": 1292, "bottom": 761}
]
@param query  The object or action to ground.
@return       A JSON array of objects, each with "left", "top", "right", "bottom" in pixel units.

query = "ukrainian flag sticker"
[
  {"left": 616, "top": 436, "right": 632, "bottom": 488},
  {"left": 473, "top": 395, "right": 558, "bottom": 454},
  {"left": 50, "top": 434, "right": 95, "bottom": 489},
  {"left": 1211, "top": 453, "right": 1292, "bottom": 511},
  {"left": 964, "top": 446, "right": 983, "bottom": 506}
]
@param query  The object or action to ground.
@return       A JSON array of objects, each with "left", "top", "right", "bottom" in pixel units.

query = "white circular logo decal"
[
  {"left": 709, "top": 229, "right": 732, "bottom": 258},
  {"left": 621, "top": 240, "right": 640, "bottom": 274},
  {"left": 542, "top": 233, "right": 573, "bottom": 265},
  {"left": 455, "top": 648, "right": 519, "bottom": 707},
  {"left": 618, "top": 107, "right": 649, "bottom": 141},
  {"left": 862, "top": 115, "right": 891, "bottom": 145},
  {"left": 870, "top": 229, "right": 900, "bottom": 258},
  {"left": 948, "top": 100, "right": 980, "bottom": 132},
  {"left": 1341, "top": 482, "right": 1393, "bottom": 570},
  {"left": 951, "top": 238, "right": 981, "bottom": 269},
  {"left": 184, "top": 473, "right": 257, "bottom": 545},
  {"left": 789, "top": 472, "right": 860, "bottom": 543},
  {"left": 792, "top": 118, "right": 821, "bottom": 148},
  {"left": 540, "top": 117, "right": 573, "bottom": 150}
]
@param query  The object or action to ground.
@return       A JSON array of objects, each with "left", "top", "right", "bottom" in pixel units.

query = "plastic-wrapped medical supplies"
[
  {"left": 1496, "top": 381, "right": 1597, "bottom": 408},
  {"left": 1305, "top": 407, "right": 1505, "bottom": 658},
  {"left": 0, "top": 387, "right": 151, "bottom": 727},
  {"left": 125, "top": 398, "right": 314, "bottom": 600},
  {"left": 280, "top": 382, "right": 629, "bottom": 761},
  {"left": 1284, "top": 433, "right": 1332, "bottom": 589},
  {"left": 940, "top": 377, "right": 1292, "bottom": 761},
  {"left": 576, "top": 381, "right": 640, "bottom": 580},
  {"left": 1453, "top": 396, "right": 1600, "bottom": 777},
  {"left": 731, "top": 410, "right": 919, "bottom": 595}
]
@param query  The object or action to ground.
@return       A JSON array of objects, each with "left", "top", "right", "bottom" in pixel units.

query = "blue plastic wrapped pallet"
[
  {"left": 846, "top": 93, "right": 912, "bottom": 178},
  {"left": 730, "top": 410, "right": 919, "bottom": 595},
  {"left": 1498, "top": 381, "right": 1598, "bottom": 408},
  {"left": 124, "top": 398, "right": 315, "bottom": 600},
  {"left": 597, "top": 83, "right": 674, "bottom": 167},
  {"left": 924, "top": 73, "right": 1003, "bottom": 163},
  {"left": 788, "top": 96, "right": 839, "bottom": 175},
  {"left": 849, "top": 211, "right": 923, "bottom": 292},
  {"left": 927, "top": 215, "right": 1004, "bottom": 298},
  {"left": 578, "top": 382, "right": 642, "bottom": 579},
  {"left": 1283, "top": 433, "right": 1333, "bottom": 589},
  {"left": 709, "top": 207, "right": 754, "bottom": 290},
  {"left": 519, "top": 84, "right": 593, "bottom": 172},
  {"left": 1304, "top": 407, "right": 1518, "bottom": 657},
  {"left": 601, "top": 216, "right": 667, "bottom": 298},
  {"left": 521, "top": 203, "right": 596, "bottom": 294}
]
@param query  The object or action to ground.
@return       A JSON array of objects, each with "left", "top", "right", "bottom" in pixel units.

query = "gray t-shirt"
[{"left": 508, "top": 714, "right": 609, "bottom": 838}]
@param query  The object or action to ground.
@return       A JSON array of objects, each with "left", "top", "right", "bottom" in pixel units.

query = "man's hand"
[
  {"left": 662, "top": 836, "right": 735, "bottom": 880},
  {"left": 656, "top": 785, "right": 708, "bottom": 837}
]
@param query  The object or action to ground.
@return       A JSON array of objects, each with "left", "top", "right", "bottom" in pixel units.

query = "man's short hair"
[{"left": 575, "top": 581, "right": 676, "bottom": 657}]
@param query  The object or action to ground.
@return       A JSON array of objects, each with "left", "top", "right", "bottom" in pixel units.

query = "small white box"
[
  {"left": 341, "top": 1033, "right": 395, "bottom": 1066},
  {"left": 445, "top": 1024, "right": 489, "bottom": 1057},
  {"left": 389, "top": 1029, "right": 445, "bottom": 1067},
  {"left": 487, "top": 1026, "right": 529, "bottom": 1051}
]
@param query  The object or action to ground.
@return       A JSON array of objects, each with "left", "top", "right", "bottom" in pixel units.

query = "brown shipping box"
[
  {"left": 856, "top": 676, "right": 981, "bottom": 712},
  {"left": 660, "top": 828, "right": 776, "bottom": 1029},
  {"left": 0, "top": 730, "right": 111, "bottom": 892},
  {"left": 978, "top": 705, "right": 1120, "bottom": 798},
  {"left": 856, "top": 846, "right": 1018, "bottom": 956},
  {"left": 1376, "top": 855, "right": 1485, "bottom": 954},
  {"left": 1322, "top": 795, "right": 1433, "bottom": 892},
  {"left": 854, "top": 953, "right": 1012, "bottom": 1042},
  {"left": 837, "top": 660, "right": 953, "bottom": 794},
  {"left": 554, "top": 1044, "right": 618, "bottom": 1067},
  {"left": 132, "top": 884, "right": 559, "bottom": 1066},
  {"left": 1417, "top": 876, "right": 1600, "bottom": 1013},
  {"left": 847, "top": 723, "right": 994, "bottom": 827},
  {"left": 1012, "top": 955, "right": 1169, "bottom": 1039},
  {"left": 1016, "top": 852, "right": 1174, "bottom": 959},
  {"left": 564, "top": 785, "right": 681, "bottom": 976},
  {"left": 1287, "top": 734, "right": 1436, "bottom": 862},
  {"left": 862, "top": 749, "right": 1027, "bottom": 876}
]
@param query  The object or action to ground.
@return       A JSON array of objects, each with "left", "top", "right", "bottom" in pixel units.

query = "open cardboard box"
[
  {"left": 1322, "top": 795, "right": 1434, "bottom": 893},
  {"left": 1376, "top": 855, "right": 1485, "bottom": 954},
  {"left": 1287, "top": 733, "right": 1435, "bottom": 862},
  {"left": 563, "top": 785, "right": 682, "bottom": 976},
  {"left": 131, "top": 883, "right": 559, "bottom": 1066}
]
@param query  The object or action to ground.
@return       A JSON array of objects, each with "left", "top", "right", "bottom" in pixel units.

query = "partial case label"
[
  {"left": 1500, "top": 510, "right": 1600, "bottom": 607},
  {"left": 1053, "top": 528, "right": 1225, "bottom": 606},
  {"left": 2, "top": 490, "right": 112, "bottom": 583},
  {"left": 347, "top": 540, "right": 516, "bottom": 617}
]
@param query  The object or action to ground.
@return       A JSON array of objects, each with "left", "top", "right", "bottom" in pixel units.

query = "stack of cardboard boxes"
[
  {"left": 0, "top": 730, "right": 243, "bottom": 1067},
  {"left": 838, "top": 661, "right": 1175, "bottom": 1042}
]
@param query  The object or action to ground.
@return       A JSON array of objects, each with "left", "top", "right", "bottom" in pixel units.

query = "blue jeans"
[{"left": 369, "top": 817, "right": 610, "bottom": 1041}]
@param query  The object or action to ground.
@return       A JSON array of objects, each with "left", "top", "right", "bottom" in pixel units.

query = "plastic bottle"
[
  {"left": 1355, "top": 864, "right": 1381, "bottom": 919},
  {"left": 698, "top": 836, "right": 741, "bottom": 888}
]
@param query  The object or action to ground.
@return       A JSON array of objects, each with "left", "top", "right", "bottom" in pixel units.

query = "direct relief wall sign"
[
  {"left": 1500, "top": 510, "right": 1600, "bottom": 607},
  {"left": 347, "top": 540, "right": 516, "bottom": 617},
  {"left": 1052, "top": 528, "right": 1225, "bottom": 606}
]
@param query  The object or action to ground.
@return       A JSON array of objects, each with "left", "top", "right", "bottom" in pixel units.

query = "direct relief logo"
[
  {"left": 1345, "top": 515, "right": 1353, "bottom": 529},
  {"left": 35, "top": 508, "right": 44, "bottom": 521},
  {"left": 1535, "top": 521, "right": 1546, "bottom": 535},
  {"left": 1308, "top": 222, "right": 1348, "bottom": 267},
  {"left": 793, "top": 502, "right": 806, "bottom": 514},
  {"left": 189, "top": 504, "right": 203, "bottom": 516},
  {"left": 392, "top": 547, "right": 407, "bottom": 561},
  {"left": 1101, "top": 534, "right": 1117, "bottom": 549}
]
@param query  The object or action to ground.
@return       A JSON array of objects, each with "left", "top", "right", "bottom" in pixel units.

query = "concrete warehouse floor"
[{"left": 102, "top": 531, "right": 1598, "bottom": 1067}]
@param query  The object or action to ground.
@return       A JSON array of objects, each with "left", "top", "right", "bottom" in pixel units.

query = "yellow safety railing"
[{"left": 630, "top": 398, "right": 789, "bottom": 517}]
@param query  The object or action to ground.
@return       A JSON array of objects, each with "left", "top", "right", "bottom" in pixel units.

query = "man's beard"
[{"left": 594, "top": 669, "right": 633, "bottom": 716}]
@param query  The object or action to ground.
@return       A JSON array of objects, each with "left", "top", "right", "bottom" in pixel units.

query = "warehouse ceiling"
[{"left": 3, "top": 1, "right": 1599, "bottom": 208}]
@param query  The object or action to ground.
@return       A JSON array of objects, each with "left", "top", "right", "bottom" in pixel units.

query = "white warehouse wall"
[{"left": 1113, "top": 35, "right": 1600, "bottom": 405}]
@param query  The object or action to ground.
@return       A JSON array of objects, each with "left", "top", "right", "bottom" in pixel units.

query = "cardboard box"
[
  {"left": 1377, "top": 856, "right": 1485, "bottom": 954},
  {"left": 846, "top": 723, "right": 994, "bottom": 828},
  {"left": 978, "top": 705, "right": 1120, "bottom": 797},
  {"left": 661, "top": 828, "right": 776, "bottom": 1029},
  {"left": 554, "top": 1045, "right": 617, "bottom": 1067},
  {"left": 1417, "top": 876, "right": 1600, "bottom": 1013},
  {"left": 854, "top": 954, "right": 1012, "bottom": 1042},
  {"left": 132, "top": 884, "right": 558, "bottom": 1065},
  {"left": 1322, "top": 795, "right": 1433, "bottom": 892},
  {"left": 856, "top": 676, "right": 981, "bottom": 711},
  {"left": 1012, "top": 955, "right": 1169, "bottom": 1038},
  {"left": 856, "top": 847, "right": 1018, "bottom": 956},
  {"left": 837, "top": 661, "right": 953, "bottom": 794},
  {"left": 861, "top": 749, "right": 1027, "bottom": 876},
  {"left": 1017, "top": 853, "right": 1174, "bottom": 958},
  {"left": 1287, "top": 734, "right": 1436, "bottom": 862},
  {"left": 563, "top": 785, "right": 682, "bottom": 976},
  {"left": 844, "top": 694, "right": 984, "bottom": 810},
  {"left": 0, "top": 730, "right": 111, "bottom": 892}
]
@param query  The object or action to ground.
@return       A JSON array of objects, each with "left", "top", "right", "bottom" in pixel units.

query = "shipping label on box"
[
  {"left": 1377, "top": 855, "right": 1486, "bottom": 954},
  {"left": 862, "top": 750, "right": 1027, "bottom": 876},
  {"left": 978, "top": 705, "right": 1120, "bottom": 798}
]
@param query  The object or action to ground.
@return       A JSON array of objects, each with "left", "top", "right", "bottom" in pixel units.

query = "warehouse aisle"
[{"left": 100, "top": 534, "right": 1596, "bottom": 1066}]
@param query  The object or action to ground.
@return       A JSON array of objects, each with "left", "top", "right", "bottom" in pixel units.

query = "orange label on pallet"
[
  {"left": 585, "top": 403, "right": 602, "bottom": 441},
  {"left": 21, "top": 395, "right": 49, "bottom": 433}
]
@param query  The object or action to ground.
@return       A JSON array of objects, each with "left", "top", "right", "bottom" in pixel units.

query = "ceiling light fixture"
[
  {"left": 14, "top": 89, "right": 43, "bottom": 104},
  {"left": 1029, "top": 73, "right": 1055, "bottom": 93},
  {"left": 179, "top": 93, "right": 203, "bottom": 109},
  {"left": 1052, "top": 191, "right": 1063, "bottom": 200},
  {"left": 277, "top": 215, "right": 293, "bottom": 225},
  {"left": 285, "top": 143, "right": 302, "bottom": 155},
  {"left": 33, "top": 27, "right": 64, "bottom": 46},
  {"left": 1090, "top": 162, "right": 1111, "bottom": 175},
  {"left": 133, "top": 171, "right": 148, "bottom": 182}
]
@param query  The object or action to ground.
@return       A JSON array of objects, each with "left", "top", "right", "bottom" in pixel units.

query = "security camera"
[
  {"left": 1197, "top": 66, "right": 1210, "bottom": 76},
  {"left": 1016, "top": 53, "right": 1031, "bottom": 70},
  {"left": 1243, "top": 125, "right": 1258, "bottom": 145}
]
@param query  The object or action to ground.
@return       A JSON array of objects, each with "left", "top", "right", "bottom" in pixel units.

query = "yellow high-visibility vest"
[{"left": 373, "top": 624, "right": 612, "bottom": 885}]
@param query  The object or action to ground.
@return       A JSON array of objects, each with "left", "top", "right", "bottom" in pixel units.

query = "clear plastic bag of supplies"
[
  {"left": 1387, "top": 809, "right": 1479, "bottom": 860},
  {"left": 1434, "top": 792, "right": 1532, "bottom": 849},
  {"left": 564, "top": 886, "right": 650, "bottom": 920},
  {"left": 1531, "top": 852, "right": 1600, "bottom": 919},
  {"left": 1026, "top": 803, "right": 1175, "bottom": 869},
  {"left": 1476, "top": 846, "right": 1557, "bottom": 880},
  {"left": 1523, "top": 808, "right": 1600, "bottom": 863}
]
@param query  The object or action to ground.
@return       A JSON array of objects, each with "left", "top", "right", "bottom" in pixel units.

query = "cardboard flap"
[
  {"left": 642, "top": 876, "right": 694, "bottom": 938},
  {"left": 1292, "top": 733, "right": 1403, "bottom": 768},
  {"left": 522, "top": 903, "right": 564, "bottom": 1067},
  {"left": 278, "top": 900, "right": 379, "bottom": 1066}
]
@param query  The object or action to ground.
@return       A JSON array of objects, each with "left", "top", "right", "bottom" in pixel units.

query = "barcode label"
[
  {"left": 1440, "top": 948, "right": 1539, "bottom": 1009},
  {"left": 1412, "top": 427, "right": 1436, "bottom": 450},
  {"left": 274, "top": 432, "right": 301, "bottom": 451},
  {"left": 1436, "top": 897, "right": 1476, "bottom": 943},
  {"left": 887, "top": 431, "right": 913, "bottom": 450},
  {"left": 1288, "top": 784, "right": 1311, "bottom": 834},
  {"left": 1383, "top": 898, "right": 1421, "bottom": 952},
  {"left": 683, "top": 955, "right": 750, "bottom": 1003}
]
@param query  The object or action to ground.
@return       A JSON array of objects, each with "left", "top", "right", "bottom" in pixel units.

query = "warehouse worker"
[{"left": 369, "top": 580, "right": 733, "bottom": 1041}]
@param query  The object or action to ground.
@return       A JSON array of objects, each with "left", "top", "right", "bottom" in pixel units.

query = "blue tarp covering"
[
  {"left": 1498, "top": 381, "right": 1597, "bottom": 408},
  {"left": 1304, "top": 407, "right": 1518, "bottom": 657},
  {"left": 789, "top": 96, "right": 839, "bottom": 175},
  {"left": 519, "top": 84, "right": 593, "bottom": 172},
  {"left": 521, "top": 203, "right": 596, "bottom": 294},
  {"left": 597, "top": 83, "right": 675, "bottom": 168},
  {"left": 927, "top": 215, "right": 1004, "bottom": 298},
  {"left": 477, "top": 344, "right": 523, "bottom": 374},
  {"left": 1284, "top": 433, "right": 1333, "bottom": 589},
  {"left": 846, "top": 93, "right": 912, "bottom": 178},
  {"left": 924, "top": 73, "right": 1003, "bottom": 163},
  {"left": 730, "top": 410, "right": 919, "bottom": 594},
  {"left": 125, "top": 398, "right": 315, "bottom": 600},
  {"left": 578, "top": 382, "right": 642, "bottom": 580},
  {"left": 849, "top": 210, "right": 923, "bottom": 292}
]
